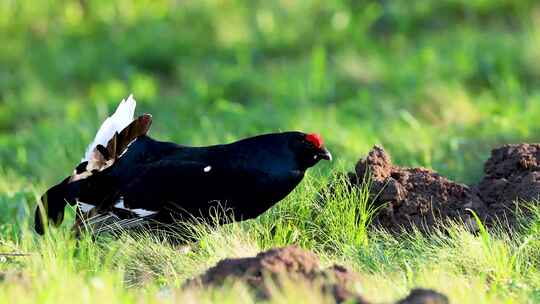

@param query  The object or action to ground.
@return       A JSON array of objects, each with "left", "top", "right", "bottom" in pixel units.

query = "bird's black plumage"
[{"left": 35, "top": 102, "right": 331, "bottom": 236}]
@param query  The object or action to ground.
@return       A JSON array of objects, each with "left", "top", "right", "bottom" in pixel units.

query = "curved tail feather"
[
  {"left": 83, "top": 94, "right": 136, "bottom": 162},
  {"left": 34, "top": 177, "right": 71, "bottom": 235},
  {"left": 106, "top": 114, "right": 152, "bottom": 160}
]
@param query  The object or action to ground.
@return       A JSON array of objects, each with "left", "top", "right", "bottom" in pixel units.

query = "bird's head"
[{"left": 289, "top": 132, "right": 332, "bottom": 170}]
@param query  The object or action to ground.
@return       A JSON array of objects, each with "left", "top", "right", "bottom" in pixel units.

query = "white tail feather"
[{"left": 84, "top": 94, "right": 137, "bottom": 161}]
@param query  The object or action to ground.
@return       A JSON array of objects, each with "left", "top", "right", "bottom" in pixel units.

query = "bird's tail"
[
  {"left": 83, "top": 94, "right": 136, "bottom": 162},
  {"left": 34, "top": 95, "right": 152, "bottom": 235}
]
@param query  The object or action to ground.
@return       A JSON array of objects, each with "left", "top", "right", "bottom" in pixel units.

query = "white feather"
[
  {"left": 78, "top": 202, "right": 96, "bottom": 212},
  {"left": 114, "top": 197, "right": 158, "bottom": 217},
  {"left": 130, "top": 208, "right": 158, "bottom": 217},
  {"left": 113, "top": 198, "right": 126, "bottom": 209},
  {"left": 83, "top": 94, "right": 137, "bottom": 161}
]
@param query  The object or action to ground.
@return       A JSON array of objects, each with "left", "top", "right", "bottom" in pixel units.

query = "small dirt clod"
[{"left": 396, "top": 288, "right": 449, "bottom": 304}]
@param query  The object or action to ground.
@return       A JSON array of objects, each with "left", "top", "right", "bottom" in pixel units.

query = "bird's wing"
[
  {"left": 75, "top": 160, "right": 217, "bottom": 235},
  {"left": 120, "top": 160, "right": 215, "bottom": 210}
]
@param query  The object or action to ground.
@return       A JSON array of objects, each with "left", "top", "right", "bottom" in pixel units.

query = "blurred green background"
[
  {"left": 2, "top": 0, "right": 540, "bottom": 194},
  {"left": 1, "top": 3, "right": 540, "bottom": 301}
]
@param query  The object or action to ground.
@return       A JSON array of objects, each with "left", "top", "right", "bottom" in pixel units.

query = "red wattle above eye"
[{"left": 306, "top": 133, "right": 323, "bottom": 148}]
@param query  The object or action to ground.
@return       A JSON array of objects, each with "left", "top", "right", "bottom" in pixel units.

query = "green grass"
[
  {"left": 2, "top": 0, "right": 540, "bottom": 303},
  {"left": 2, "top": 180, "right": 540, "bottom": 303}
]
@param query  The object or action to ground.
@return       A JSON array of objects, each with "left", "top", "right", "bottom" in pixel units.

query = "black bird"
[{"left": 35, "top": 95, "right": 332, "bottom": 235}]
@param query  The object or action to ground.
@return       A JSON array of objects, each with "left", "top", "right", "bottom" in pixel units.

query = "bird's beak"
[{"left": 318, "top": 147, "right": 332, "bottom": 161}]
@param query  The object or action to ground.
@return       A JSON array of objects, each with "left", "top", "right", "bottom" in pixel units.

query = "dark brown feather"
[{"left": 106, "top": 114, "right": 152, "bottom": 159}]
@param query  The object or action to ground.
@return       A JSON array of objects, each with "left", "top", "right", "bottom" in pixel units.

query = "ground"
[{"left": 1, "top": 1, "right": 540, "bottom": 303}]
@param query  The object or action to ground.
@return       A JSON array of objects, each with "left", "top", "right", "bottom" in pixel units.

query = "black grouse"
[{"left": 35, "top": 95, "right": 332, "bottom": 235}]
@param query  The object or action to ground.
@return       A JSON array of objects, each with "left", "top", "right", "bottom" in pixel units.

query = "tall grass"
[{"left": 0, "top": 175, "right": 538, "bottom": 303}]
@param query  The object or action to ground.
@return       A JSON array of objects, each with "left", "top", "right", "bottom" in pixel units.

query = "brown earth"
[
  {"left": 476, "top": 144, "right": 540, "bottom": 220},
  {"left": 346, "top": 144, "right": 540, "bottom": 233},
  {"left": 396, "top": 288, "right": 449, "bottom": 304},
  {"left": 185, "top": 245, "right": 447, "bottom": 304},
  {"left": 185, "top": 245, "right": 368, "bottom": 303}
]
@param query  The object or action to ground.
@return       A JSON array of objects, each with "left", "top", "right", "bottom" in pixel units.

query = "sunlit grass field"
[{"left": 2, "top": 1, "right": 540, "bottom": 303}]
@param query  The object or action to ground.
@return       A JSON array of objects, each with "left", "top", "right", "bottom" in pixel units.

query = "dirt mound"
[
  {"left": 346, "top": 144, "right": 540, "bottom": 232},
  {"left": 477, "top": 144, "right": 540, "bottom": 218},
  {"left": 396, "top": 288, "right": 449, "bottom": 304},
  {"left": 185, "top": 246, "right": 449, "bottom": 304},
  {"left": 185, "top": 245, "right": 368, "bottom": 303},
  {"left": 350, "top": 146, "right": 486, "bottom": 233}
]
